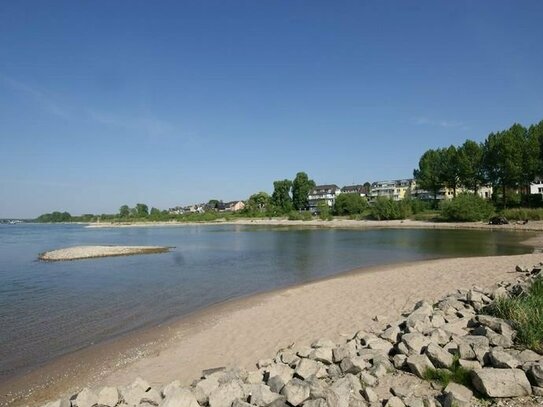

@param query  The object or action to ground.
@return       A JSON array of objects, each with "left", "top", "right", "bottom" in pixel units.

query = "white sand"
[{"left": 39, "top": 245, "right": 170, "bottom": 261}]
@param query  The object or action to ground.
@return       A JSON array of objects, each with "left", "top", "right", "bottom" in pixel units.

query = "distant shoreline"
[{"left": 84, "top": 217, "right": 543, "bottom": 233}]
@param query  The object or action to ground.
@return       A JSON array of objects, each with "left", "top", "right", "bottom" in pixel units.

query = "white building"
[
  {"left": 370, "top": 179, "right": 416, "bottom": 201},
  {"left": 530, "top": 179, "right": 543, "bottom": 195},
  {"left": 308, "top": 184, "right": 342, "bottom": 212}
]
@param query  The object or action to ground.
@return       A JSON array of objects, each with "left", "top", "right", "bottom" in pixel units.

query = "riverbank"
[
  {"left": 2, "top": 250, "right": 543, "bottom": 406},
  {"left": 85, "top": 218, "right": 543, "bottom": 232}
]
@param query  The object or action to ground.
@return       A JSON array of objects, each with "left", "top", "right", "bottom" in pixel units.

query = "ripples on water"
[{"left": 0, "top": 223, "right": 534, "bottom": 378}]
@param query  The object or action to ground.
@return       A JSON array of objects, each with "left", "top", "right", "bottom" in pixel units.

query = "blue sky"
[{"left": 1, "top": 1, "right": 542, "bottom": 217}]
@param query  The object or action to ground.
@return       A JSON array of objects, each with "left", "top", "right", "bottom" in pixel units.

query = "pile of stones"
[{"left": 43, "top": 264, "right": 543, "bottom": 407}]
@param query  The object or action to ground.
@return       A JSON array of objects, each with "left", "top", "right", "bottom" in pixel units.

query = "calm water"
[{"left": 0, "top": 223, "right": 534, "bottom": 379}]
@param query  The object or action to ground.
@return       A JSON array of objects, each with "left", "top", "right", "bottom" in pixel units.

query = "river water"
[{"left": 0, "top": 223, "right": 534, "bottom": 380}]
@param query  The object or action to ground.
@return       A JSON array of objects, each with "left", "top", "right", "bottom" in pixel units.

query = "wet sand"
[{"left": 2, "top": 247, "right": 542, "bottom": 406}]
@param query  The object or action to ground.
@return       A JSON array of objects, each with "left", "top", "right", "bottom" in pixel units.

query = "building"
[
  {"left": 308, "top": 184, "right": 341, "bottom": 212},
  {"left": 341, "top": 184, "right": 368, "bottom": 197},
  {"left": 530, "top": 179, "right": 543, "bottom": 195},
  {"left": 226, "top": 200, "right": 246, "bottom": 212},
  {"left": 369, "top": 179, "right": 416, "bottom": 201}
]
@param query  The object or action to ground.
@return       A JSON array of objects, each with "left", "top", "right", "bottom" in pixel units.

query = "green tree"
[
  {"left": 316, "top": 201, "right": 332, "bottom": 220},
  {"left": 271, "top": 179, "right": 293, "bottom": 213},
  {"left": 414, "top": 149, "right": 444, "bottom": 207},
  {"left": 483, "top": 124, "right": 537, "bottom": 207},
  {"left": 150, "top": 207, "right": 161, "bottom": 216},
  {"left": 291, "top": 172, "right": 316, "bottom": 211},
  {"left": 530, "top": 120, "right": 543, "bottom": 173},
  {"left": 457, "top": 140, "right": 484, "bottom": 193},
  {"left": 119, "top": 205, "right": 130, "bottom": 218},
  {"left": 247, "top": 192, "right": 271, "bottom": 213},
  {"left": 440, "top": 145, "right": 460, "bottom": 197},
  {"left": 334, "top": 193, "right": 368, "bottom": 215},
  {"left": 207, "top": 199, "right": 220, "bottom": 210},
  {"left": 135, "top": 203, "right": 149, "bottom": 217}
]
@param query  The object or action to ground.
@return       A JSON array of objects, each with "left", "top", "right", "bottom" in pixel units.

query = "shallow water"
[{"left": 0, "top": 223, "right": 534, "bottom": 379}]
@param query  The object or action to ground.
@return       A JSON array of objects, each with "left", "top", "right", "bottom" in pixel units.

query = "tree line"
[{"left": 414, "top": 119, "right": 543, "bottom": 208}]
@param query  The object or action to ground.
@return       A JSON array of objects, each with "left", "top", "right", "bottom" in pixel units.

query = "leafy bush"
[
  {"left": 501, "top": 208, "right": 543, "bottom": 221},
  {"left": 370, "top": 197, "right": 411, "bottom": 220},
  {"left": 484, "top": 276, "right": 543, "bottom": 352},
  {"left": 439, "top": 193, "right": 494, "bottom": 222},
  {"left": 334, "top": 193, "right": 368, "bottom": 216},
  {"left": 317, "top": 201, "right": 333, "bottom": 221},
  {"left": 423, "top": 358, "right": 472, "bottom": 387}
]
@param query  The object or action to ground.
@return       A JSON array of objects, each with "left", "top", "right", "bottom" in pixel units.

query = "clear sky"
[{"left": 1, "top": 1, "right": 542, "bottom": 218}]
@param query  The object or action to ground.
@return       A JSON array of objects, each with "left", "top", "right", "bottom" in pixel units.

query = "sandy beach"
[
  {"left": 38, "top": 245, "right": 171, "bottom": 261},
  {"left": 2, "top": 246, "right": 542, "bottom": 406}
]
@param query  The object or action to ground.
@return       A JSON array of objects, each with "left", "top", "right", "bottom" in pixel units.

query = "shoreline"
[
  {"left": 84, "top": 218, "right": 543, "bottom": 232},
  {"left": 2, "top": 245, "right": 543, "bottom": 406}
]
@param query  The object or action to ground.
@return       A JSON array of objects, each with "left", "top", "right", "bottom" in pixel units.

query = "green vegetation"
[
  {"left": 317, "top": 201, "right": 333, "bottom": 221},
  {"left": 440, "top": 193, "right": 494, "bottom": 222},
  {"left": 484, "top": 276, "right": 543, "bottom": 352},
  {"left": 287, "top": 211, "right": 313, "bottom": 221},
  {"left": 333, "top": 193, "right": 368, "bottom": 216},
  {"left": 414, "top": 119, "right": 543, "bottom": 209},
  {"left": 36, "top": 211, "right": 73, "bottom": 222},
  {"left": 423, "top": 360, "right": 472, "bottom": 388},
  {"left": 501, "top": 208, "right": 543, "bottom": 221},
  {"left": 370, "top": 197, "right": 411, "bottom": 220},
  {"left": 292, "top": 172, "right": 316, "bottom": 211}
]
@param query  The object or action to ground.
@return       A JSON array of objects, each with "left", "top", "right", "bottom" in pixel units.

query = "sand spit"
[{"left": 38, "top": 245, "right": 171, "bottom": 261}]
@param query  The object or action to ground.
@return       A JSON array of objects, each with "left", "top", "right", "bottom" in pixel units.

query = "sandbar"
[{"left": 38, "top": 245, "right": 171, "bottom": 261}]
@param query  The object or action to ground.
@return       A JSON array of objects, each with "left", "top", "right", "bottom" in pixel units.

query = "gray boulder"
[
  {"left": 384, "top": 396, "right": 405, "bottom": 407},
  {"left": 425, "top": 343, "right": 453, "bottom": 369},
  {"left": 281, "top": 379, "right": 310, "bottom": 406},
  {"left": 209, "top": 381, "right": 246, "bottom": 407},
  {"left": 333, "top": 341, "right": 358, "bottom": 363},
  {"left": 295, "top": 358, "right": 320, "bottom": 380},
  {"left": 71, "top": 388, "right": 98, "bottom": 407},
  {"left": 406, "top": 355, "right": 434, "bottom": 378},
  {"left": 527, "top": 362, "right": 543, "bottom": 387},
  {"left": 471, "top": 368, "right": 532, "bottom": 397},
  {"left": 489, "top": 349, "right": 521, "bottom": 369},
  {"left": 160, "top": 388, "right": 200, "bottom": 407},
  {"left": 362, "top": 387, "right": 378, "bottom": 403},
  {"left": 97, "top": 387, "right": 120, "bottom": 407},
  {"left": 245, "top": 383, "right": 283, "bottom": 406},
  {"left": 43, "top": 399, "right": 70, "bottom": 407},
  {"left": 443, "top": 383, "right": 472, "bottom": 407},
  {"left": 340, "top": 356, "right": 368, "bottom": 374},
  {"left": 309, "top": 347, "right": 334, "bottom": 365},
  {"left": 401, "top": 333, "right": 429, "bottom": 355}
]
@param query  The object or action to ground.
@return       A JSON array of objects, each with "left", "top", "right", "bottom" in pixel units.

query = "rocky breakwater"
[{"left": 41, "top": 263, "right": 543, "bottom": 407}]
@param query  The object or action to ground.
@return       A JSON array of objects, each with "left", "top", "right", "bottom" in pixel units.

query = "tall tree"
[
  {"left": 119, "top": 205, "right": 130, "bottom": 218},
  {"left": 414, "top": 149, "right": 444, "bottom": 207},
  {"left": 457, "top": 140, "right": 485, "bottom": 193},
  {"left": 482, "top": 123, "right": 534, "bottom": 207},
  {"left": 247, "top": 192, "right": 271, "bottom": 212},
  {"left": 135, "top": 203, "right": 149, "bottom": 217},
  {"left": 440, "top": 145, "right": 460, "bottom": 197},
  {"left": 530, "top": 120, "right": 543, "bottom": 174},
  {"left": 291, "top": 172, "right": 316, "bottom": 211},
  {"left": 334, "top": 193, "right": 368, "bottom": 215},
  {"left": 271, "top": 179, "right": 293, "bottom": 213}
]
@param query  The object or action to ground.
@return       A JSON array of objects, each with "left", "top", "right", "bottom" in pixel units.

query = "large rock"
[
  {"left": 425, "top": 343, "right": 453, "bottom": 369},
  {"left": 71, "top": 388, "right": 98, "bottom": 407},
  {"left": 161, "top": 388, "right": 200, "bottom": 407},
  {"left": 406, "top": 355, "right": 434, "bottom": 378},
  {"left": 281, "top": 379, "right": 310, "bottom": 406},
  {"left": 384, "top": 396, "right": 405, "bottom": 407},
  {"left": 295, "top": 358, "right": 321, "bottom": 380},
  {"left": 380, "top": 326, "right": 401, "bottom": 344},
  {"left": 209, "top": 382, "right": 246, "bottom": 407},
  {"left": 309, "top": 347, "right": 334, "bottom": 365},
  {"left": 163, "top": 381, "right": 182, "bottom": 398},
  {"left": 443, "top": 383, "right": 472, "bottom": 407},
  {"left": 142, "top": 388, "right": 162, "bottom": 406},
  {"left": 245, "top": 384, "right": 283, "bottom": 406},
  {"left": 527, "top": 362, "right": 543, "bottom": 387},
  {"left": 97, "top": 387, "right": 120, "bottom": 407},
  {"left": 194, "top": 376, "right": 220, "bottom": 404},
  {"left": 332, "top": 341, "right": 357, "bottom": 363},
  {"left": 489, "top": 349, "right": 521, "bottom": 369},
  {"left": 362, "top": 387, "right": 378, "bottom": 403},
  {"left": 471, "top": 368, "right": 532, "bottom": 397},
  {"left": 401, "top": 333, "right": 429, "bottom": 355},
  {"left": 339, "top": 356, "right": 368, "bottom": 374}
]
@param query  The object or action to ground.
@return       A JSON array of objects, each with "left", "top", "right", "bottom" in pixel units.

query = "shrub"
[
  {"left": 423, "top": 359, "right": 472, "bottom": 387},
  {"left": 501, "top": 208, "right": 543, "bottom": 221},
  {"left": 334, "top": 193, "right": 368, "bottom": 216},
  {"left": 287, "top": 211, "right": 313, "bottom": 221},
  {"left": 439, "top": 193, "right": 494, "bottom": 222},
  {"left": 484, "top": 276, "right": 543, "bottom": 352},
  {"left": 370, "top": 197, "right": 411, "bottom": 220}
]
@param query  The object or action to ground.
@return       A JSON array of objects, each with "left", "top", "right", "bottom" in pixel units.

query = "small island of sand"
[{"left": 38, "top": 245, "right": 171, "bottom": 261}]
